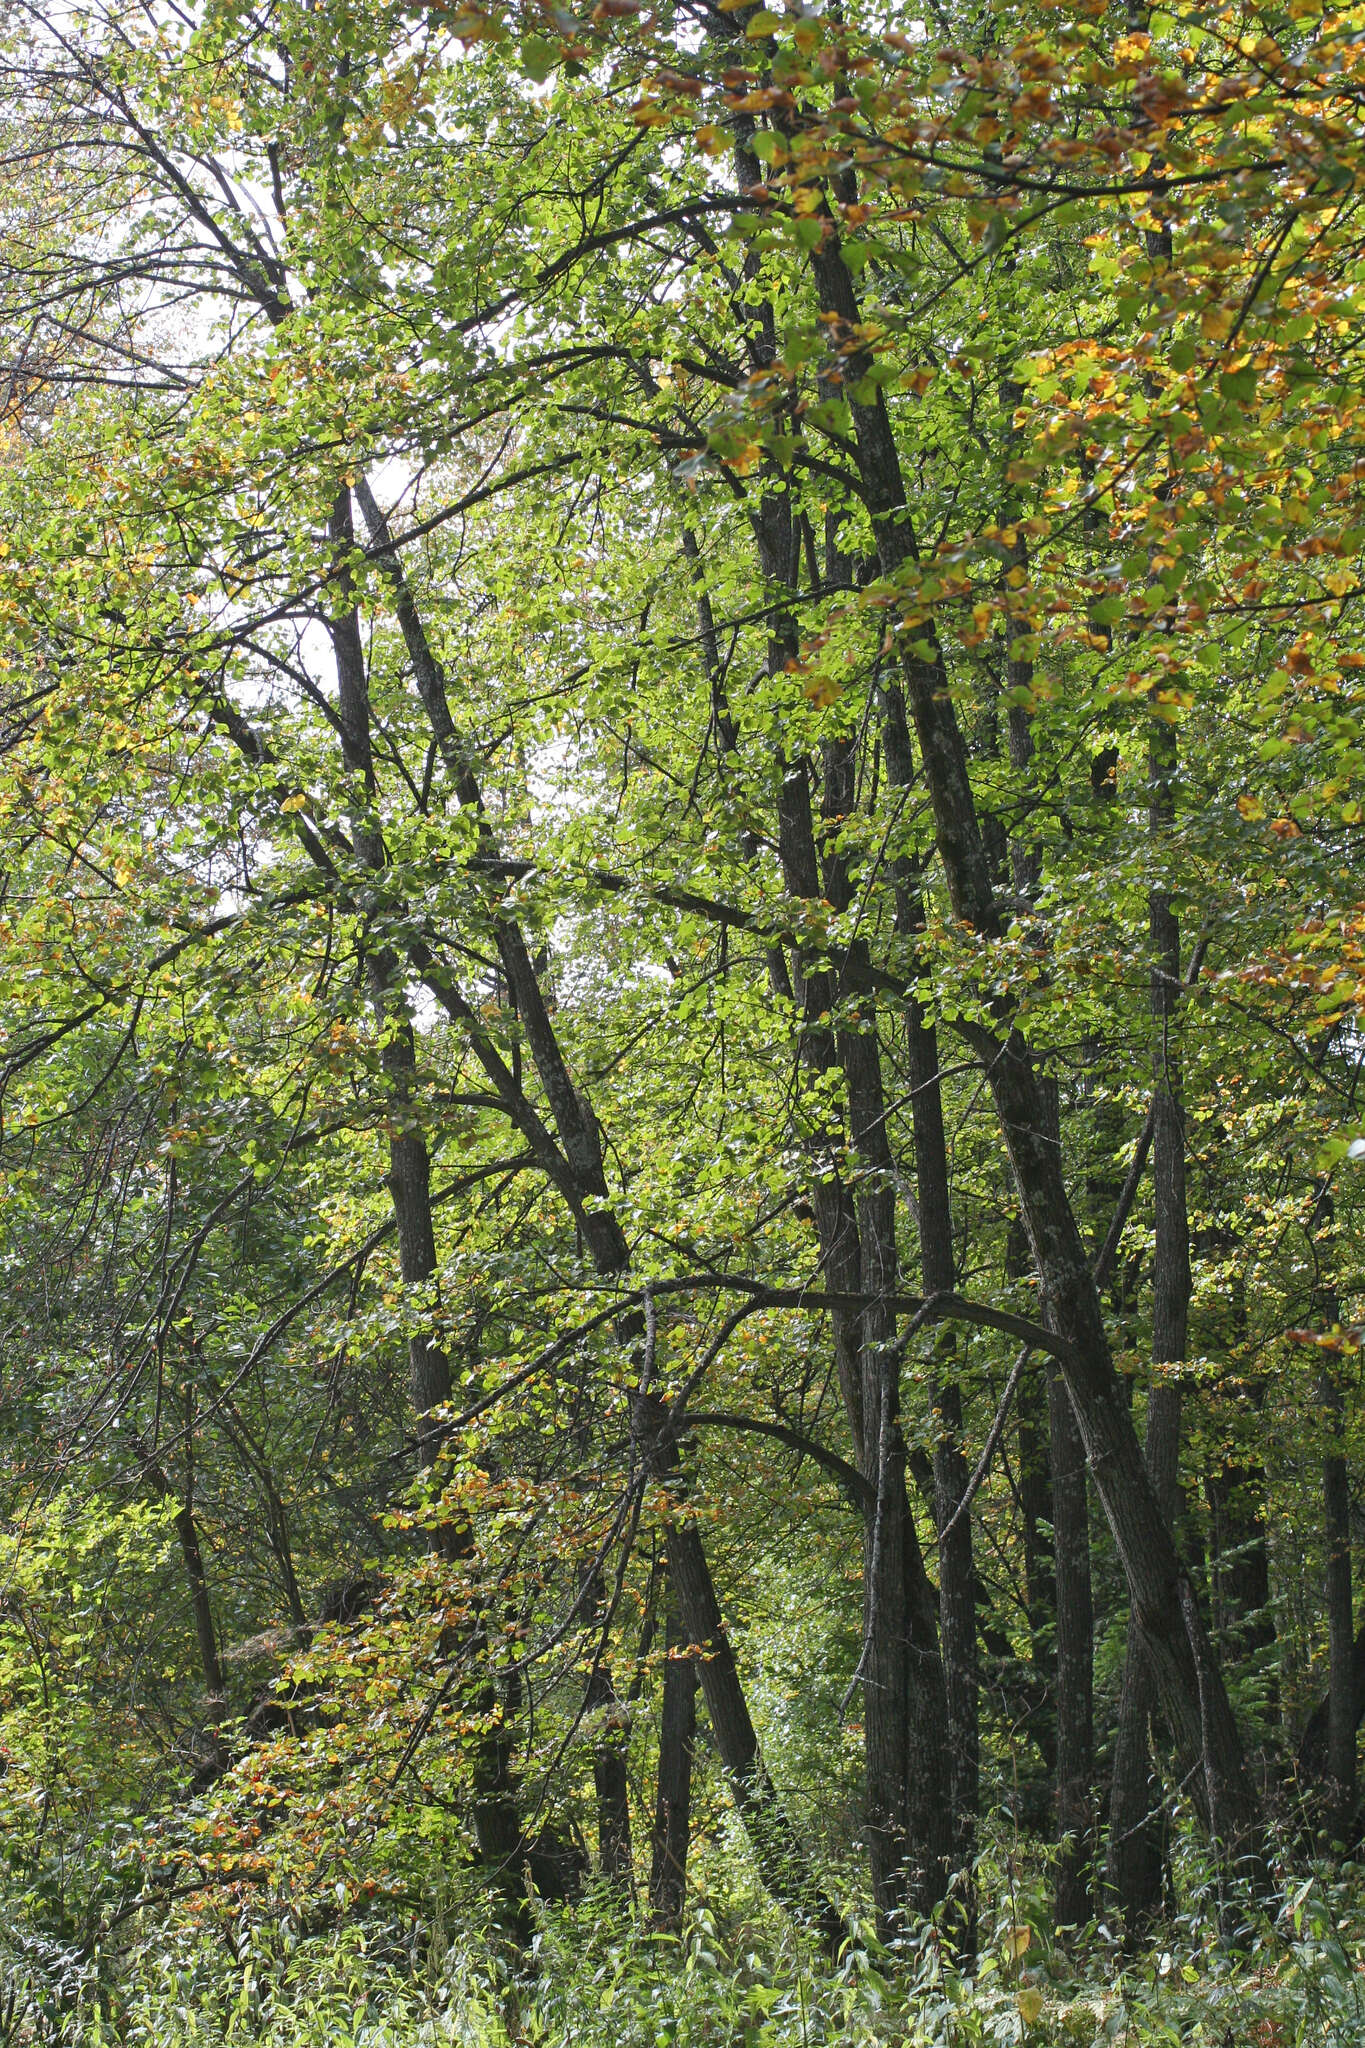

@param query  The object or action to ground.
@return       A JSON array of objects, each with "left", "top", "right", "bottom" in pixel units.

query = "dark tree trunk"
[
  {"left": 1015, "top": 1358, "right": 1057, "bottom": 1776},
  {"left": 1298, "top": 1616, "right": 1365, "bottom": 1786},
  {"left": 584, "top": 1577, "right": 634, "bottom": 1887},
  {"left": 1206, "top": 1453, "right": 1274, "bottom": 1666},
  {"left": 1108, "top": 724, "right": 1191, "bottom": 1934},
  {"left": 1322, "top": 1367, "right": 1355, "bottom": 1847},
  {"left": 1106, "top": 1385, "right": 1181, "bottom": 1938},
  {"left": 175, "top": 1389, "right": 227, "bottom": 1714},
  {"left": 639, "top": 1393, "right": 845, "bottom": 1948},
  {"left": 649, "top": 1594, "right": 697, "bottom": 1930},
  {"left": 884, "top": 669, "right": 978, "bottom": 1912},
  {"left": 134, "top": 1395, "right": 226, "bottom": 1726},
  {"left": 1048, "top": 1363, "right": 1094, "bottom": 1928}
]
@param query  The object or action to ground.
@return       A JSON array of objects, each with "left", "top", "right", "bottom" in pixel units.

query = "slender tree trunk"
[
  {"left": 1007, "top": 596, "right": 1096, "bottom": 1937},
  {"left": 1298, "top": 1616, "right": 1365, "bottom": 1788},
  {"left": 134, "top": 1401, "right": 226, "bottom": 1725},
  {"left": 1048, "top": 1360, "right": 1094, "bottom": 1929},
  {"left": 584, "top": 1573, "right": 634, "bottom": 1886},
  {"left": 637, "top": 1392, "right": 845, "bottom": 1948},
  {"left": 1322, "top": 1366, "right": 1355, "bottom": 1847},
  {"left": 1108, "top": 714, "right": 1191, "bottom": 1933},
  {"left": 1106, "top": 1386, "right": 1181, "bottom": 1936},
  {"left": 1206, "top": 1451, "right": 1274, "bottom": 1667},
  {"left": 649, "top": 1593, "right": 697, "bottom": 1930},
  {"left": 175, "top": 1387, "right": 227, "bottom": 1714},
  {"left": 1308, "top": 1184, "right": 1356, "bottom": 1847},
  {"left": 1016, "top": 1358, "right": 1058, "bottom": 1789},
  {"left": 882, "top": 671, "right": 978, "bottom": 1915}
]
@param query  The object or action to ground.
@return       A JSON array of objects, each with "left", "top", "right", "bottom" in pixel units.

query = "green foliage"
[{"left": 0, "top": 0, "right": 1364, "bottom": 2034}]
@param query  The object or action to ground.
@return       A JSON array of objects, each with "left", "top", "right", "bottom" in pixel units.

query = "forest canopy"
[{"left": 1, "top": 0, "right": 1365, "bottom": 2039}]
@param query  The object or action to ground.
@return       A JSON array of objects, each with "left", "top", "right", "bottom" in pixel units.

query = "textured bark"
[
  {"left": 1048, "top": 1362, "right": 1094, "bottom": 1928},
  {"left": 1322, "top": 1368, "right": 1355, "bottom": 1847},
  {"left": 1108, "top": 717, "right": 1191, "bottom": 1934},
  {"left": 883, "top": 667, "right": 978, "bottom": 1904},
  {"left": 584, "top": 1576, "right": 634, "bottom": 1887},
  {"left": 649, "top": 1595, "right": 697, "bottom": 1930}
]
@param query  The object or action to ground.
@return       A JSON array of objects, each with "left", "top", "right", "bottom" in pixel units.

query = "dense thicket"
[{"left": 1, "top": 0, "right": 1365, "bottom": 2038}]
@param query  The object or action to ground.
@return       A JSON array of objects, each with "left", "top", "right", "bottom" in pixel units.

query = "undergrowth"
[{"left": 4, "top": 1850, "right": 1364, "bottom": 2047}]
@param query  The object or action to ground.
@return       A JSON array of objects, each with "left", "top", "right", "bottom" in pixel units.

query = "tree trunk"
[
  {"left": 649, "top": 1593, "right": 697, "bottom": 1930},
  {"left": 638, "top": 1392, "right": 845, "bottom": 1948},
  {"left": 1108, "top": 718, "right": 1191, "bottom": 1934},
  {"left": 1048, "top": 1362, "right": 1094, "bottom": 1928},
  {"left": 1016, "top": 1358, "right": 1058, "bottom": 1790},
  {"left": 766, "top": 567, "right": 951, "bottom": 1931},
  {"left": 175, "top": 1387, "right": 227, "bottom": 1714},
  {"left": 1106, "top": 1385, "right": 1181, "bottom": 1937},
  {"left": 883, "top": 665, "right": 978, "bottom": 1914},
  {"left": 584, "top": 1573, "right": 634, "bottom": 1887},
  {"left": 1322, "top": 1366, "right": 1355, "bottom": 1848}
]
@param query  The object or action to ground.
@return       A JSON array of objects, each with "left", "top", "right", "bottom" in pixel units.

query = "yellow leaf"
[
  {"left": 280, "top": 792, "right": 309, "bottom": 813},
  {"left": 1201, "top": 306, "right": 1232, "bottom": 341},
  {"left": 1236, "top": 794, "right": 1264, "bottom": 821},
  {"left": 1008, "top": 1924, "right": 1032, "bottom": 1957},
  {"left": 1017, "top": 1986, "right": 1044, "bottom": 2025}
]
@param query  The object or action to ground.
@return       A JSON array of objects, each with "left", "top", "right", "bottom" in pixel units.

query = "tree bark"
[
  {"left": 1108, "top": 714, "right": 1191, "bottom": 1934},
  {"left": 1048, "top": 1361, "right": 1094, "bottom": 1929},
  {"left": 649, "top": 1592, "right": 697, "bottom": 1930},
  {"left": 584, "top": 1574, "right": 634, "bottom": 1887},
  {"left": 1322, "top": 1365, "right": 1355, "bottom": 1848},
  {"left": 638, "top": 1393, "right": 845, "bottom": 1948}
]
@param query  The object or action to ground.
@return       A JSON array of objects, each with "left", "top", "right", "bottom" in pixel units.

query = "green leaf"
[{"left": 519, "top": 35, "right": 557, "bottom": 81}]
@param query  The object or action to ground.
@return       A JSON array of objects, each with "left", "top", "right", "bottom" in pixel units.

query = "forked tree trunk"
[{"left": 638, "top": 1393, "right": 845, "bottom": 1949}]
